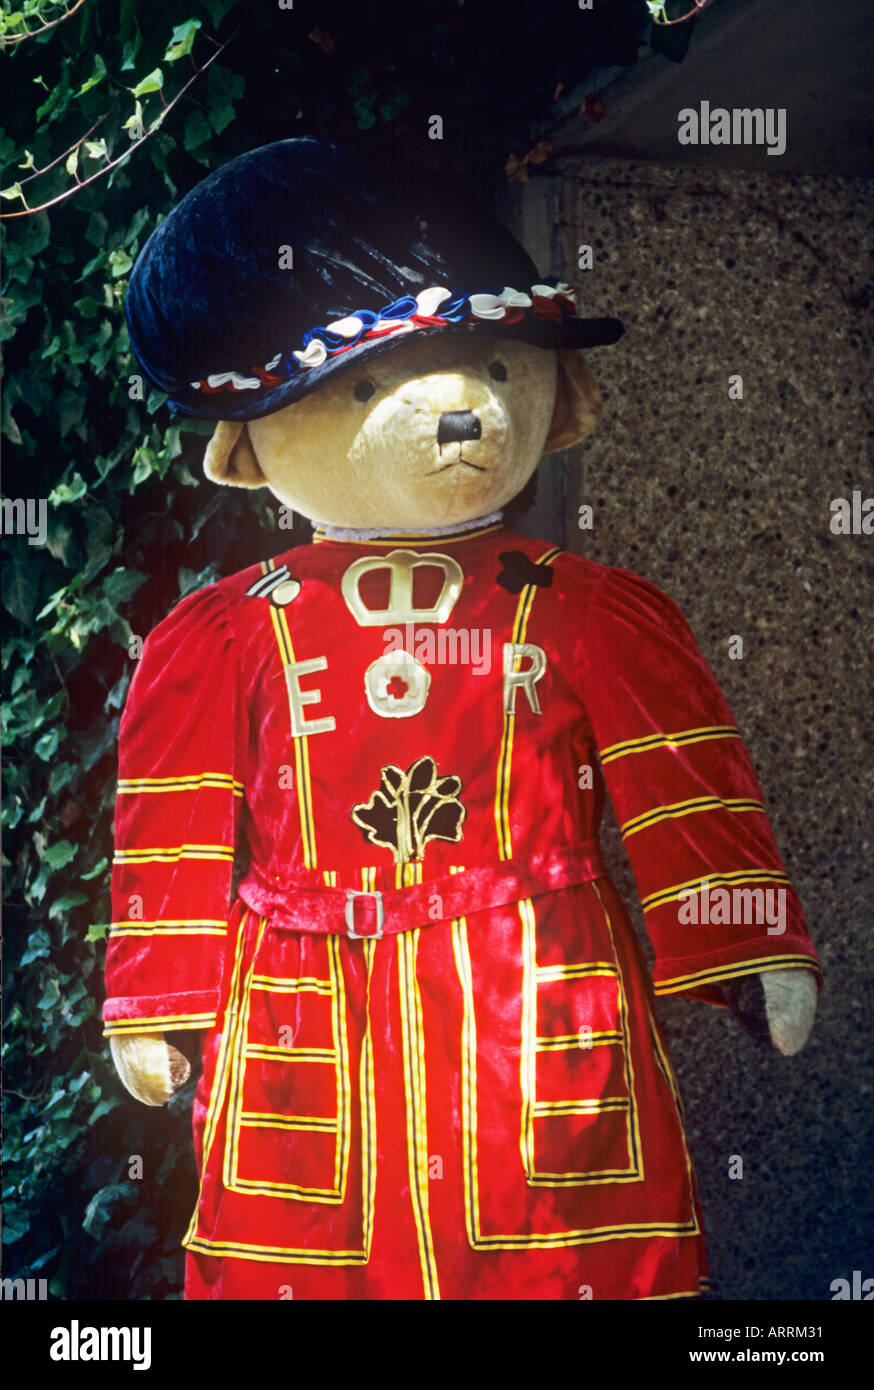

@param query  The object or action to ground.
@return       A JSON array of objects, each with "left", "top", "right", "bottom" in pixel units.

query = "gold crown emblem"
[{"left": 341, "top": 549, "right": 463, "bottom": 628}]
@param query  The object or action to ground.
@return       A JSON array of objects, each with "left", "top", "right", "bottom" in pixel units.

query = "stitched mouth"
[{"left": 426, "top": 455, "right": 487, "bottom": 475}]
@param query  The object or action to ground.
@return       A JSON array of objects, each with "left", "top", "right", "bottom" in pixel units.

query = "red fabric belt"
[{"left": 237, "top": 839, "right": 606, "bottom": 940}]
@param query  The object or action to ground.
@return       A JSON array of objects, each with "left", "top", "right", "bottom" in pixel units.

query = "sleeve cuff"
[
  {"left": 652, "top": 938, "right": 823, "bottom": 1005},
  {"left": 102, "top": 990, "right": 220, "bottom": 1036}
]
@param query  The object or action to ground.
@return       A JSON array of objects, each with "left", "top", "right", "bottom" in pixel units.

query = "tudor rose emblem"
[
  {"left": 364, "top": 649, "right": 431, "bottom": 718},
  {"left": 341, "top": 549, "right": 463, "bottom": 627}
]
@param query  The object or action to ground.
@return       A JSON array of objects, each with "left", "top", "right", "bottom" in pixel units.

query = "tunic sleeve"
[
  {"left": 102, "top": 582, "right": 244, "bottom": 1036},
  {"left": 580, "top": 566, "right": 822, "bottom": 1004}
]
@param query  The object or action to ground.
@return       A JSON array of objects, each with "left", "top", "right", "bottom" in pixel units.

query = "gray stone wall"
[{"left": 500, "top": 158, "right": 873, "bottom": 1300}]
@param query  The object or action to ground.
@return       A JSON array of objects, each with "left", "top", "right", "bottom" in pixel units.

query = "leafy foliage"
[
  {"left": 1, "top": 0, "right": 281, "bottom": 1301},
  {"left": 1, "top": 0, "right": 683, "bottom": 1299}
]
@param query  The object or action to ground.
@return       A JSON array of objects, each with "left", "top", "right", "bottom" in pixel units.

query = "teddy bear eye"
[
  {"left": 488, "top": 360, "right": 508, "bottom": 382},
  {"left": 353, "top": 378, "right": 376, "bottom": 402}
]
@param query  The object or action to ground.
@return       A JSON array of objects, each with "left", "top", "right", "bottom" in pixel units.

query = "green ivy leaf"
[
  {"left": 81, "top": 857, "right": 109, "bottom": 882},
  {"left": 209, "top": 101, "right": 235, "bottom": 136},
  {"left": 1, "top": 392, "right": 23, "bottom": 445},
  {"left": 109, "top": 248, "right": 134, "bottom": 278},
  {"left": 36, "top": 979, "right": 62, "bottom": 1010},
  {"left": 49, "top": 473, "right": 88, "bottom": 505},
  {"left": 201, "top": 0, "right": 237, "bottom": 24},
  {"left": 48, "top": 762, "right": 77, "bottom": 795},
  {"left": 178, "top": 563, "right": 220, "bottom": 598},
  {"left": 102, "top": 567, "right": 147, "bottom": 606},
  {"left": 82, "top": 1183, "right": 129, "bottom": 1240},
  {"left": 20, "top": 927, "right": 51, "bottom": 965},
  {"left": 34, "top": 728, "right": 60, "bottom": 761},
  {"left": 79, "top": 713, "right": 119, "bottom": 770},
  {"left": 89, "top": 1096, "right": 122, "bottom": 1124},
  {"left": 165, "top": 18, "right": 201, "bottom": 63},
  {"left": 131, "top": 68, "right": 164, "bottom": 98},
  {"left": 49, "top": 891, "right": 90, "bottom": 919},
  {"left": 0, "top": 281, "right": 43, "bottom": 339},
  {"left": 11, "top": 211, "right": 51, "bottom": 260},
  {"left": 84, "top": 211, "right": 109, "bottom": 248},
  {"left": 3, "top": 548, "right": 47, "bottom": 625},
  {"left": 73, "top": 294, "right": 101, "bottom": 318},
  {"left": 122, "top": 99, "right": 144, "bottom": 132},
  {"left": 77, "top": 55, "right": 108, "bottom": 98},
  {"left": 183, "top": 109, "right": 213, "bottom": 153},
  {"left": 43, "top": 840, "right": 76, "bottom": 870},
  {"left": 45, "top": 514, "right": 79, "bottom": 566},
  {"left": 1, "top": 1206, "right": 30, "bottom": 1244},
  {"left": 77, "top": 249, "right": 108, "bottom": 281},
  {"left": 123, "top": 206, "right": 151, "bottom": 247},
  {"left": 120, "top": 24, "right": 143, "bottom": 72},
  {"left": 30, "top": 1245, "right": 62, "bottom": 1272}
]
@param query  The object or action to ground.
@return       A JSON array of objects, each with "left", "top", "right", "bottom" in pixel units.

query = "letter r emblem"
[{"left": 503, "top": 643, "right": 546, "bottom": 714}]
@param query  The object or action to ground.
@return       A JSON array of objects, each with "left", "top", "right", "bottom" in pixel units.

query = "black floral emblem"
[
  {"left": 351, "top": 755, "right": 466, "bottom": 864},
  {"left": 496, "top": 550, "right": 554, "bottom": 594}
]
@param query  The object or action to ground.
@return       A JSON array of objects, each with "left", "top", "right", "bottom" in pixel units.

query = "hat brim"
[{"left": 170, "top": 314, "right": 625, "bottom": 421}]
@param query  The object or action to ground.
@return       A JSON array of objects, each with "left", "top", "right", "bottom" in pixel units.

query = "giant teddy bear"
[{"left": 105, "top": 139, "right": 821, "bottom": 1300}]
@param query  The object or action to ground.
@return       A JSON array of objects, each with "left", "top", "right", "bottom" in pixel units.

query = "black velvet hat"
[{"left": 125, "top": 138, "right": 624, "bottom": 421}]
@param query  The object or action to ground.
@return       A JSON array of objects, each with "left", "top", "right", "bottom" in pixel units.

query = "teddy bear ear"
[
  {"left": 543, "top": 350, "right": 603, "bottom": 453},
  {"left": 203, "top": 421, "right": 267, "bottom": 488}
]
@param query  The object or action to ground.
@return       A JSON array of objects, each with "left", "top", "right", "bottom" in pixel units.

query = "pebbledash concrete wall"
[{"left": 499, "top": 157, "right": 873, "bottom": 1301}]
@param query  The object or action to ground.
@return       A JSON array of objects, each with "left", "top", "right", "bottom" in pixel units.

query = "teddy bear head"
[
  {"left": 124, "top": 138, "right": 622, "bottom": 531},
  {"left": 202, "top": 335, "right": 602, "bottom": 530}
]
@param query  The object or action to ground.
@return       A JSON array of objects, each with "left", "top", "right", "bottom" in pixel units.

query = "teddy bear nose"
[{"left": 437, "top": 410, "right": 482, "bottom": 446}]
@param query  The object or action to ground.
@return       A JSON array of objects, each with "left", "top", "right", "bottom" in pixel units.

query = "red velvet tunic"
[{"left": 103, "top": 519, "right": 821, "bottom": 1300}]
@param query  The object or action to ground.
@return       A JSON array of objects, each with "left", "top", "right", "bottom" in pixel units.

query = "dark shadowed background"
[{"left": 502, "top": 2, "right": 873, "bottom": 1298}]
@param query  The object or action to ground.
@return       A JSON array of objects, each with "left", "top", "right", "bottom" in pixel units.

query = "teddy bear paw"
[{"left": 109, "top": 1033, "right": 191, "bottom": 1107}]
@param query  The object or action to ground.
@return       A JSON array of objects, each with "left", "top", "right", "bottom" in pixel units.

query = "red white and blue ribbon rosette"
[{"left": 190, "top": 283, "right": 579, "bottom": 396}]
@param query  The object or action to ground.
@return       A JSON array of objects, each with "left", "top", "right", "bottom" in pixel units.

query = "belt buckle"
[{"left": 345, "top": 889, "right": 385, "bottom": 940}]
